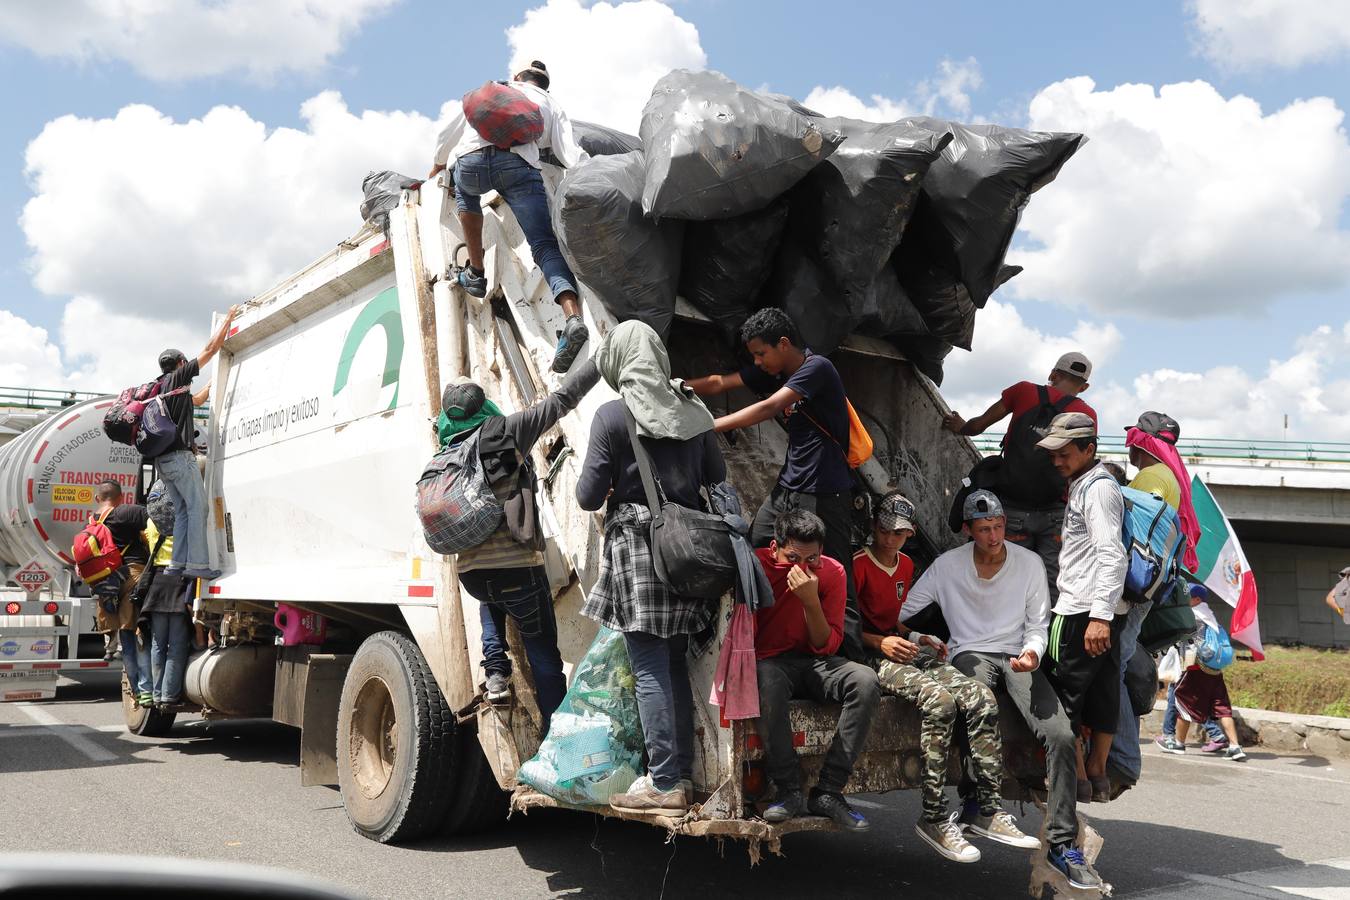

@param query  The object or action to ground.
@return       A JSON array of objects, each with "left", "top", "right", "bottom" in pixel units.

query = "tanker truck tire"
[
  {"left": 337, "top": 631, "right": 458, "bottom": 843},
  {"left": 121, "top": 673, "right": 176, "bottom": 737},
  {"left": 440, "top": 723, "right": 508, "bottom": 835}
]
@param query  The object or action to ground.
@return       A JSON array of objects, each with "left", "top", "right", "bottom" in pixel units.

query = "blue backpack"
[
  {"left": 1197, "top": 623, "right": 1235, "bottom": 673},
  {"left": 1120, "top": 486, "right": 1185, "bottom": 604}
]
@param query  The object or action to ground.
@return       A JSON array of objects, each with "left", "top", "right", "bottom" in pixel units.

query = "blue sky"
[{"left": 2, "top": 0, "right": 1348, "bottom": 440}]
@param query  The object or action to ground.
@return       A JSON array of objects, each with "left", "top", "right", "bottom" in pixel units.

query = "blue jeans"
[
  {"left": 120, "top": 630, "right": 152, "bottom": 696},
  {"left": 459, "top": 566, "right": 566, "bottom": 732},
  {"left": 1162, "top": 682, "right": 1225, "bottom": 741},
  {"left": 150, "top": 611, "right": 192, "bottom": 703},
  {"left": 156, "top": 449, "right": 209, "bottom": 572},
  {"left": 623, "top": 631, "right": 694, "bottom": 793},
  {"left": 1108, "top": 600, "right": 1152, "bottom": 780},
  {"left": 452, "top": 148, "right": 577, "bottom": 301}
]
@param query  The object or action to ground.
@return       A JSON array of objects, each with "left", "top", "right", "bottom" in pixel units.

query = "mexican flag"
[{"left": 1190, "top": 475, "right": 1265, "bottom": 660}]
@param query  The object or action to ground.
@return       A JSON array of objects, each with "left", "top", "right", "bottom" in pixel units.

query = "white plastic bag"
[{"left": 1157, "top": 645, "right": 1183, "bottom": 684}]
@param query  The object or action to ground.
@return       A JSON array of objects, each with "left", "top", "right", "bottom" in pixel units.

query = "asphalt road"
[{"left": 2, "top": 671, "right": 1349, "bottom": 899}]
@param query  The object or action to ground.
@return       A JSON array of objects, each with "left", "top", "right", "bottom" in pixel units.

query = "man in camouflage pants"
[{"left": 854, "top": 493, "right": 1039, "bottom": 863}]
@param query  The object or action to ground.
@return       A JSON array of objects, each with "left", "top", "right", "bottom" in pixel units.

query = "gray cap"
[
  {"left": 441, "top": 375, "right": 485, "bottom": 419},
  {"left": 1053, "top": 351, "right": 1093, "bottom": 381},
  {"left": 962, "top": 489, "right": 1004, "bottom": 522},
  {"left": 875, "top": 493, "right": 916, "bottom": 533},
  {"left": 1036, "top": 411, "right": 1097, "bottom": 450}
]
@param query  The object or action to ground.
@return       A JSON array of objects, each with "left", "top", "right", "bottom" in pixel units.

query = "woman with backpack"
[{"left": 577, "top": 321, "right": 725, "bottom": 817}]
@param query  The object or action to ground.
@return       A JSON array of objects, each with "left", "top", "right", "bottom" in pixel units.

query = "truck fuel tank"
[{"left": 183, "top": 644, "right": 277, "bottom": 717}]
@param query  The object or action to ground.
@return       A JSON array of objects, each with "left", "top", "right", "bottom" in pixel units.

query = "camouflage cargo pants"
[{"left": 876, "top": 655, "right": 1003, "bottom": 822}]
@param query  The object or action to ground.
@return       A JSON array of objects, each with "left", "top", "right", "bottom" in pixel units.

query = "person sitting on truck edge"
[
  {"left": 752, "top": 509, "right": 879, "bottom": 832},
  {"left": 92, "top": 480, "right": 152, "bottom": 706},
  {"left": 687, "top": 308, "right": 865, "bottom": 663},
  {"left": 941, "top": 352, "right": 1096, "bottom": 603},
  {"left": 899, "top": 489, "right": 1102, "bottom": 891},
  {"left": 151, "top": 305, "right": 237, "bottom": 581},
  {"left": 1036, "top": 412, "right": 1128, "bottom": 811},
  {"left": 576, "top": 321, "right": 725, "bottom": 816},
  {"left": 437, "top": 355, "right": 601, "bottom": 729},
  {"left": 854, "top": 492, "right": 1039, "bottom": 863},
  {"left": 139, "top": 483, "right": 193, "bottom": 709},
  {"left": 426, "top": 61, "right": 590, "bottom": 375}
]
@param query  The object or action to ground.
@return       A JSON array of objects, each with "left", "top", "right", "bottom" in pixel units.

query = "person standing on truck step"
[
  {"left": 853, "top": 492, "right": 1039, "bottom": 863},
  {"left": 752, "top": 509, "right": 879, "bottom": 832},
  {"left": 139, "top": 482, "right": 193, "bottom": 709},
  {"left": 688, "top": 308, "right": 865, "bottom": 663},
  {"left": 426, "top": 61, "right": 591, "bottom": 375},
  {"left": 151, "top": 306, "right": 237, "bottom": 581},
  {"left": 92, "top": 481, "right": 152, "bottom": 706},
  {"left": 1036, "top": 412, "right": 1128, "bottom": 809},
  {"left": 576, "top": 321, "right": 725, "bottom": 816},
  {"left": 437, "top": 355, "right": 601, "bottom": 728},
  {"left": 942, "top": 352, "right": 1096, "bottom": 602},
  {"left": 898, "top": 489, "right": 1101, "bottom": 891}
]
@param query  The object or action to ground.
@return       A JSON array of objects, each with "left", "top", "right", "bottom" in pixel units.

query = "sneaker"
[
  {"left": 136, "top": 691, "right": 153, "bottom": 708},
  {"left": 962, "top": 809, "right": 1041, "bottom": 850},
  {"left": 484, "top": 671, "right": 511, "bottom": 703},
  {"left": 1076, "top": 778, "right": 1094, "bottom": 802},
  {"left": 162, "top": 567, "right": 184, "bottom": 578},
  {"left": 1225, "top": 745, "right": 1248, "bottom": 762},
  {"left": 762, "top": 789, "right": 806, "bottom": 823},
  {"left": 916, "top": 819, "right": 981, "bottom": 863},
  {"left": 551, "top": 315, "right": 589, "bottom": 374},
  {"left": 1090, "top": 775, "right": 1111, "bottom": 803},
  {"left": 610, "top": 774, "right": 687, "bottom": 815},
  {"left": 1156, "top": 736, "right": 1186, "bottom": 754},
  {"left": 456, "top": 266, "right": 487, "bottom": 298},
  {"left": 1048, "top": 842, "right": 1102, "bottom": 891},
  {"left": 183, "top": 568, "right": 222, "bottom": 580},
  {"left": 807, "top": 790, "right": 870, "bottom": 833},
  {"left": 1201, "top": 738, "right": 1229, "bottom": 753}
]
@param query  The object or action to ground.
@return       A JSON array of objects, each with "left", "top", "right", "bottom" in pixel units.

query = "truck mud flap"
[
  {"left": 273, "top": 647, "right": 353, "bottom": 787},
  {"left": 476, "top": 700, "right": 540, "bottom": 790}
]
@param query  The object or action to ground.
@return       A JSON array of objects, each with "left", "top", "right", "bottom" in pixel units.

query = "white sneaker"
[
  {"left": 915, "top": 819, "right": 981, "bottom": 863},
  {"left": 963, "top": 809, "right": 1041, "bottom": 850}
]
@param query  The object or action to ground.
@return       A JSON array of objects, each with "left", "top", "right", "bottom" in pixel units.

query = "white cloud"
[
  {"left": 0, "top": 0, "right": 397, "bottom": 81},
  {"left": 0, "top": 311, "right": 66, "bottom": 388},
  {"left": 803, "top": 57, "right": 982, "bottom": 123},
  {"left": 1010, "top": 77, "right": 1350, "bottom": 318},
  {"left": 506, "top": 0, "right": 707, "bottom": 132},
  {"left": 1190, "top": 0, "right": 1350, "bottom": 70}
]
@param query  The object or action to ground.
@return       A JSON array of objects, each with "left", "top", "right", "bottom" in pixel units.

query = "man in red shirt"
[
  {"left": 754, "top": 509, "right": 879, "bottom": 832},
  {"left": 941, "top": 351, "right": 1096, "bottom": 600}
]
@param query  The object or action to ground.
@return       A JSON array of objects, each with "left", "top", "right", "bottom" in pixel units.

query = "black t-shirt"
[
  {"left": 739, "top": 352, "right": 852, "bottom": 493},
  {"left": 157, "top": 358, "right": 201, "bottom": 455},
  {"left": 104, "top": 503, "right": 149, "bottom": 564}
]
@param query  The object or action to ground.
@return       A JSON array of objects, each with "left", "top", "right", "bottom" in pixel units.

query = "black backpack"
[{"left": 998, "top": 385, "right": 1075, "bottom": 507}]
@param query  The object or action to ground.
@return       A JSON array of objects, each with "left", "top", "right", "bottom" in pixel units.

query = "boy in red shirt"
[
  {"left": 754, "top": 509, "right": 879, "bottom": 831},
  {"left": 854, "top": 493, "right": 1038, "bottom": 863}
]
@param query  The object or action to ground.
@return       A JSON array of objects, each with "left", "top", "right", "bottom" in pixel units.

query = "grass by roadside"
[{"left": 1223, "top": 645, "right": 1350, "bottom": 718}]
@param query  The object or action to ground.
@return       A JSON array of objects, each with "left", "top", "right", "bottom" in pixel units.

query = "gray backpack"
[{"left": 416, "top": 429, "right": 504, "bottom": 554}]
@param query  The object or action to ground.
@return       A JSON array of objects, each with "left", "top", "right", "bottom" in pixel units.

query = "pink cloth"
[
  {"left": 709, "top": 603, "right": 759, "bottom": 720},
  {"left": 1126, "top": 427, "right": 1200, "bottom": 572}
]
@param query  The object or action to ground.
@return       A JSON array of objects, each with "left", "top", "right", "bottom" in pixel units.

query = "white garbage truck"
[{"left": 109, "top": 177, "right": 1106, "bottom": 891}]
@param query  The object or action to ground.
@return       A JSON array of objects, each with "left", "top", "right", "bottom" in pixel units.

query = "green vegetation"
[{"left": 1224, "top": 645, "right": 1350, "bottom": 718}]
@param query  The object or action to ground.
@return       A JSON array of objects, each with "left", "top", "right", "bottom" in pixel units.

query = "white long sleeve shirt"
[
  {"left": 901, "top": 542, "right": 1050, "bottom": 666},
  {"left": 1053, "top": 461, "right": 1129, "bottom": 620},
  {"left": 432, "top": 81, "right": 588, "bottom": 172}
]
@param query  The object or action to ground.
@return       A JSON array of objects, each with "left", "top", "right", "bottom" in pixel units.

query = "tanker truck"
[
  {"left": 137, "top": 175, "right": 1111, "bottom": 896},
  {"left": 0, "top": 398, "right": 141, "bottom": 700}
]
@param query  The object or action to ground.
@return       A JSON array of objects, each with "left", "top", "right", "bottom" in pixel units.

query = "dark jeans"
[
  {"left": 1003, "top": 504, "right": 1065, "bottom": 603},
  {"left": 459, "top": 566, "right": 567, "bottom": 729},
  {"left": 623, "top": 631, "right": 694, "bottom": 792},
  {"left": 750, "top": 486, "right": 865, "bottom": 661},
  {"left": 755, "top": 653, "right": 879, "bottom": 795},
  {"left": 149, "top": 611, "right": 191, "bottom": 704},
  {"left": 953, "top": 651, "right": 1080, "bottom": 847}
]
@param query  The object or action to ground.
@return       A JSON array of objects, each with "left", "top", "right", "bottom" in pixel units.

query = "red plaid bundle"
[{"left": 462, "top": 81, "right": 544, "bottom": 150}]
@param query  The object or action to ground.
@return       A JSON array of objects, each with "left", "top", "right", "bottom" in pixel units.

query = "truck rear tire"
[
  {"left": 441, "top": 722, "right": 508, "bottom": 835},
  {"left": 121, "top": 673, "right": 176, "bottom": 737},
  {"left": 336, "top": 631, "right": 459, "bottom": 843}
]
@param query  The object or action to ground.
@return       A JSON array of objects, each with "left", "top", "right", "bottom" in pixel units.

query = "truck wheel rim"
[{"left": 350, "top": 675, "right": 398, "bottom": 799}]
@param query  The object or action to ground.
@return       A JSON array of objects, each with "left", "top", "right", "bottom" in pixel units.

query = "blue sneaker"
[
  {"left": 551, "top": 315, "right": 589, "bottom": 373},
  {"left": 184, "top": 568, "right": 222, "bottom": 581},
  {"left": 1048, "top": 843, "right": 1101, "bottom": 890},
  {"left": 808, "top": 790, "right": 870, "bottom": 832},
  {"left": 456, "top": 266, "right": 487, "bottom": 298},
  {"left": 762, "top": 789, "right": 805, "bottom": 823}
]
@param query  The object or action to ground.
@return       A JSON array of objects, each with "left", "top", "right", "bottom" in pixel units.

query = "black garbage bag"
[
  {"left": 572, "top": 120, "right": 641, "bottom": 157},
  {"left": 856, "top": 265, "right": 927, "bottom": 337},
  {"left": 896, "top": 118, "right": 1083, "bottom": 308},
  {"left": 553, "top": 151, "right": 684, "bottom": 339},
  {"left": 789, "top": 118, "right": 951, "bottom": 304},
  {"left": 640, "top": 69, "right": 844, "bottom": 220},
  {"left": 679, "top": 199, "right": 789, "bottom": 342},
  {"left": 359, "top": 170, "right": 420, "bottom": 230},
  {"left": 758, "top": 236, "right": 853, "bottom": 355},
  {"left": 892, "top": 236, "right": 1022, "bottom": 351},
  {"left": 890, "top": 334, "right": 954, "bottom": 385}
]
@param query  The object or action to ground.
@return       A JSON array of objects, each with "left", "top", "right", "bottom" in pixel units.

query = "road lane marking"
[
  {"left": 13, "top": 703, "right": 117, "bottom": 762},
  {"left": 0, "top": 722, "right": 124, "bottom": 737}
]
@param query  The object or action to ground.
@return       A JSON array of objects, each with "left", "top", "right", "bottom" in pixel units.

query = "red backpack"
[
  {"left": 462, "top": 81, "right": 544, "bottom": 150},
  {"left": 103, "top": 378, "right": 189, "bottom": 448},
  {"left": 72, "top": 510, "right": 123, "bottom": 586}
]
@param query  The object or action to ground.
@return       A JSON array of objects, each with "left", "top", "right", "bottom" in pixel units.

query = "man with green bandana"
[{"left": 437, "top": 357, "right": 599, "bottom": 722}]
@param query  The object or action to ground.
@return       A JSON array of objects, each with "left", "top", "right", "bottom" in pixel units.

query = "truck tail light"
[
  {"left": 43, "top": 602, "right": 59, "bottom": 614},
  {"left": 4, "top": 602, "right": 19, "bottom": 615}
]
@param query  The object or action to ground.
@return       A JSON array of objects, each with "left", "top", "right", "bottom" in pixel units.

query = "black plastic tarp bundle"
[
  {"left": 552, "top": 150, "right": 684, "bottom": 339},
  {"left": 572, "top": 120, "right": 641, "bottom": 157},
  {"left": 678, "top": 200, "right": 788, "bottom": 343},
  {"left": 639, "top": 69, "right": 844, "bottom": 221},
  {"left": 359, "top": 170, "right": 420, "bottom": 231}
]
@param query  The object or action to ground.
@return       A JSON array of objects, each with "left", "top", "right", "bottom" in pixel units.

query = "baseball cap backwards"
[
  {"left": 158, "top": 348, "right": 187, "bottom": 372},
  {"left": 962, "top": 488, "right": 1004, "bottom": 522},
  {"left": 875, "top": 493, "right": 916, "bottom": 533},
  {"left": 1053, "top": 351, "right": 1092, "bottom": 382},
  {"left": 1036, "top": 411, "right": 1097, "bottom": 450},
  {"left": 441, "top": 376, "right": 486, "bottom": 420},
  {"left": 1131, "top": 410, "right": 1180, "bottom": 445}
]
